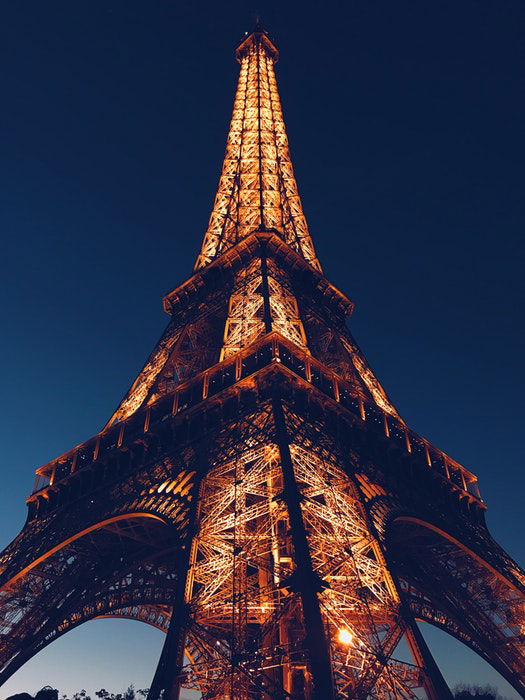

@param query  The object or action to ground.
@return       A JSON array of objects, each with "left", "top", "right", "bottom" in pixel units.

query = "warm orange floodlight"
[{"left": 338, "top": 628, "right": 354, "bottom": 646}]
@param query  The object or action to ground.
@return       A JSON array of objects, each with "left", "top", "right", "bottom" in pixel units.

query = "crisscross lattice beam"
[{"left": 195, "top": 30, "right": 321, "bottom": 272}]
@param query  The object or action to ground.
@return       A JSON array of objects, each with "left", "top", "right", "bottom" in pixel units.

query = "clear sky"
[{"left": 1, "top": 1, "right": 524, "bottom": 698}]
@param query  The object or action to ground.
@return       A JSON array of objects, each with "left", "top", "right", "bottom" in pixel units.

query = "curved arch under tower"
[{"left": 0, "top": 22, "right": 523, "bottom": 700}]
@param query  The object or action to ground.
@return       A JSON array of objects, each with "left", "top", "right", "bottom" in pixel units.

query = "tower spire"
[
  {"left": 195, "top": 27, "right": 321, "bottom": 271},
  {"left": 1, "top": 23, "right": 524, "bottom": 700}
]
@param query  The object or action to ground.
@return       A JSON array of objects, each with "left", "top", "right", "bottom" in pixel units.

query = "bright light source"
[{"left": 337, "top": 628, "right": 353, "bottom": 646}]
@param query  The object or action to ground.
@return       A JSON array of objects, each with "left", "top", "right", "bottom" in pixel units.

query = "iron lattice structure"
[{"left": 1, "top": 27, "right": 524, "bottom": 700}]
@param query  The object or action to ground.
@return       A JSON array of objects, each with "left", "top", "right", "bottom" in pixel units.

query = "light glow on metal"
[
  {"left": 195, "top": 32, "right": 321, "bottom": 272},
  {"left": 337, "top": 628, "right": 353, "bottom": 646}
]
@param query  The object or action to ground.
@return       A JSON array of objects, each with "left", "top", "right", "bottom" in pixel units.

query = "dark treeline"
[
  {"left": 6, "top": 682, "right": 505, "bottom": 699},
  {"left": 453, "top": 684, "right": 505, "bottom": 699},
  {"left": 6, "top": 687, "right": 148, "bottom": 700}
]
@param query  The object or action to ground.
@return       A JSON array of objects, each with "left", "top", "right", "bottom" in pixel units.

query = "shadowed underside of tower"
[{"left": 0, "top": 24, "right": 524, "bottom": 700}]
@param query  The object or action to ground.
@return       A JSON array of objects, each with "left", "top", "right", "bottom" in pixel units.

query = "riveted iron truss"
[
  {"left": 1, "top": 23, "right": 524, "bottom": 700},
  {"left": 195, "top": 30, "right": 320, "bottom": 272}
]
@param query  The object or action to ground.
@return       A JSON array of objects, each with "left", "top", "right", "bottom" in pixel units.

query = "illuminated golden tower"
[{"left": 0, "top": 25, "right": 524, "bottom": 700}]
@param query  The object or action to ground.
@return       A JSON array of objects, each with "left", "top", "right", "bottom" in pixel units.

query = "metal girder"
[
  {"left": 0, "top": 23, "right": 524, "bottom": 700},
  {"left": 194, "top": 31, "right": 321, "bottom": 272}
]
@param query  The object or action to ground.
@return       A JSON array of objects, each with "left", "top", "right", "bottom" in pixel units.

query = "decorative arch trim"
[
  {"left": 389, "top": 516, "right": 522, "bottom": 596},
  {"left": 1, "top": 512, "right": 168, "bottom": 591}
]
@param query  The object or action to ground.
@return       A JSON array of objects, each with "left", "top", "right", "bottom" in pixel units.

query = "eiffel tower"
[{"left": 1, "top": 24, "right": 524, "bottom": 700}]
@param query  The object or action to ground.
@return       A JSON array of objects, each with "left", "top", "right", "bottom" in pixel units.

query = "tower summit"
[
  {"left": 0, "top": 24, "right": 524, "bottom": 700},
  {"left": 196, "top": 26, "right": 321, "bottom": 271}
]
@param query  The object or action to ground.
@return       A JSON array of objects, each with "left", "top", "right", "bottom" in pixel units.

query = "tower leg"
[
  {"left": 147, "top": 469, "right": 203, "bottom": 700},
  {"left": 403, "top": 615, "right": 453, "bottom": 700},
  {"left": 272, "top": 396, "right": 335, "bottom": 700},
  {"left": 146, "top": 600, "right": 189, "bottom": 700}
]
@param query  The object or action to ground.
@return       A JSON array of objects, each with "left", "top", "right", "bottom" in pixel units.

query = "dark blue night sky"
[{"left": 1, "top": 1, "right": 524, "bottom": 697}]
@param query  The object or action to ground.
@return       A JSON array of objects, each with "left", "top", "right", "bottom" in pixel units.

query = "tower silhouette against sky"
[{"left": 0, "top": 26, "right": 523, "bottom": 700}]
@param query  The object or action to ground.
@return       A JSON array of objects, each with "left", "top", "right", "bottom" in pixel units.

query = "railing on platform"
[{"left": 31, "top": 333, "right": 481, "bottom": 503}]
